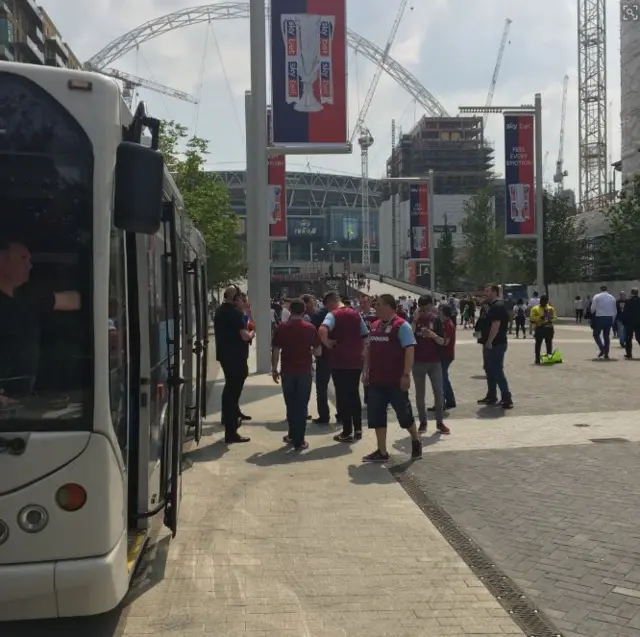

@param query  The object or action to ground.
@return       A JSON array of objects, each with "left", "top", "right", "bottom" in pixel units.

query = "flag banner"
[
  {"left": 409, "top": 183, "right": 429, "bottom": 259},
  {"left": 504, "top": 113, "right": 536, "bottom": 237},
  {"left": 270, "top": 0, "right": 347, "bottom": 146},
  {"left": 268, "top": 154, "right": 287, "bottom": 239},
  {"left": 267, "top": 107, "right": 287, "bottom": 239}
]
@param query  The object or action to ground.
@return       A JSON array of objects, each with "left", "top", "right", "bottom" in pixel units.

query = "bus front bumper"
[{"left": 0, "top": 528, "right": 128, "bottom": 621}]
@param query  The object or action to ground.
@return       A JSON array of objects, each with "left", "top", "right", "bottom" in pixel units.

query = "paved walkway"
[{"left": 111, "top": 350, "right": 524, "bottom": 636}]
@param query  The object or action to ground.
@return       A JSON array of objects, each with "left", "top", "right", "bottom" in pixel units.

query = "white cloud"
[{"left": 42, "top": 0, "right": 622, "bottom": 193}]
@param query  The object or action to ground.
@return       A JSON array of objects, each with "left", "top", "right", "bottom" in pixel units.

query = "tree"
[
  {"left": 158, "top": 120, "right": 246, "bottom": 289},
  {"left": 600, "top": 175, "right": 640, "bottom": 279},
  {"left": 507, "top": 189, "right": 586, "bottom": 285},
  {"left": 460, "top": 186, "right": 508, "bottom": 286},
  {"left": 434, "top": 215, "right": 459, "bottom": 292}
]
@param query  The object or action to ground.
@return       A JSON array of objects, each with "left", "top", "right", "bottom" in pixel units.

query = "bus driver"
[{"left": 0, "top": 239, "right": 80, "bottom": 403}]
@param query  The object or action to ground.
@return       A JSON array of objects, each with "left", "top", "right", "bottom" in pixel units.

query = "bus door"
[
  {"left": 163, "top": 200, "right": 184, "bottom": 537},
  {"left": 190, "top": 259, "right": 203, "bottom": 443},
  {"left": 182, "top": 255, "right": 195, "bottom": 435},
  {"left": 200, "top": 263, "right": 209, "bottom": 418}
]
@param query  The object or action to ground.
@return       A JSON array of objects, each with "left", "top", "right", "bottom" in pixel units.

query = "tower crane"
[
  {"left": 352, "top": 0, "right": 410, "bottom": 270},
  {"left": 553, "top": 75, "right": 569, "bottom": 191},
  {"left": 483, "top": 18, "right": 512, "bottom": 128},
  {"left": 100, "top": 68, "right": 199, "bottom": 108}
]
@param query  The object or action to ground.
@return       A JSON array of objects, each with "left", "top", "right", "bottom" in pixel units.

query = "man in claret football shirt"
[
  {"left": 271, "top": 298, "right": 321, "bottom": 451},
  {"left": 362, "top": 294, "right": 422, "bottom": 462}
]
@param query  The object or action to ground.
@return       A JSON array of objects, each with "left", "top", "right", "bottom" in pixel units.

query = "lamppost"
[
  {"left": 379, "top": 171, "right": 436, "bottom": 295},
  {"left": 458, "top": 94, "right": 544, "bottom": 290}
]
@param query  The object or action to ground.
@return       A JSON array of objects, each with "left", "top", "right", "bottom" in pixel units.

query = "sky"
[{"left": 43, "top": 0, "right": 622, "bottom": 193}]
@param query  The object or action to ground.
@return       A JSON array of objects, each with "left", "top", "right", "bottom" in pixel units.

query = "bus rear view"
[{"left": 0, "top": 62, "right": 180, "bottom": 621}]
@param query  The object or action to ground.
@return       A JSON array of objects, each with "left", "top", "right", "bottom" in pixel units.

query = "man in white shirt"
[
  {"left": 281, "top": 299, "right": 291, "bottom": 323},
  {"left": 527, "top": 291, "right": 540, "bottom": 335},
  {"left": 590, "top": 285, "right": 617, "bottom": 358}
]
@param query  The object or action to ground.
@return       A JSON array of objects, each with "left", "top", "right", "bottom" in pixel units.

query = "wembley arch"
[{"left": 85, "top": 2, "right": 449, "bottom": 118}]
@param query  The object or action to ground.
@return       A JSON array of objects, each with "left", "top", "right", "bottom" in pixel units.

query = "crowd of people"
[{"left": 212, "top": 280, "right": 640, "bottom": 459}]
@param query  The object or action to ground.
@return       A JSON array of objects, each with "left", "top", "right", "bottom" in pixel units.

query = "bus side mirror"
[{"left": 114, "top": 141, "right": 163, "bottom": 234}]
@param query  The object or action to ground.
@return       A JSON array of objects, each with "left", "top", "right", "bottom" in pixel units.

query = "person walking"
[
  {"left": 361, "top": 294, "right": 422, "bottom": 462},
  {"left": 527, "top": 290, "right": 540, "bottom": 335},
  {"left": 623, "top": 288, "right": 640, "bottom": 359},
  {"left": 309, "top": 301, "right": 332, "bottom": 425},
  {"left": 514, "top": 299, "right": 527, "bottom": 338},
  {"left": 359, "top": 293, "right": 378, "bottom": 405},
  {"left": 477, "top": 284, "right": 513, "bottom": 409},
  {"left": 319, "top": 292, "right": 368, "bottom": 442},
  {"left": 616, "top": 291, "right": 627, "bottom": 348},
  {"left": 213, "top": 286, "right": 254, "bottom": 444},
  {"left": 271, "top": 298, "right": 320, "bottom": 451},
  {"left": 530, "top": 294, "right": 557, "bottom": 364},
  {"left": 439, "top": 304, "right": 457, "bottom": 410},
  {"left": 574, "top": 295, "right": 584, "bottom": 323},
  {"left": 411, "top": 295, "right": 450, "bottom": 434},
  {"left": 590, "top": 285, "right": 617, "bottom": 359}
]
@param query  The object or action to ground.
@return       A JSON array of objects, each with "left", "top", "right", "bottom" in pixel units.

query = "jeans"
[
  {"left": 592, "top": 316, "right": 613, "bottom": 355},
  {"left": 412, "top": 361, "right": 444, "bottom": 425},
  {"left": 617, "top": 321, "right": 626, "bottom": 346},
  {"left": 441, "top": 359, "right": 456, "bottom": 407},
  {"left": 282, "top": 373, "right": 313, "bottom": 447},
  {"left": 625, "top": 325, "right": 640, "bottom": 356},
  {"left": 534, "top": 326, "right": 554, "bottom": 362},
  {"left": 482, "top": 343, "right": 510, "bottom": 401},
  {"left": 314, "top": 355, "right": 331, "bottom": 422},
  {"left": 220, "top": 357, "right": 248, "bottom": 438},
  {"left": 331, "top": 368, "right": 362, "bottom": 436}
]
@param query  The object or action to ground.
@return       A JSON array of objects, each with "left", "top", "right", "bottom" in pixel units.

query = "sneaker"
[
  {"left": 436, "top": 422, "right": 451, "bottom": 435},
  {"left": 354, "top": 430, "right": 363, "bottom": 440},
  {"left": 411, "top": 439, "right": 423, "bottom": 460},
  {"left": 418, "top": 421, "right": 427, "bottom": 433},
  {"left": 282, "top": 435, "right": 292, "bottom": 444},
  {"left": 477, "top": 397, "right": 497, "bottom": 405},
  {"left": 362, "top": 449, "right": 390, "bottom": 462},
  {"left": 239, "top": 413, "right": 252, "bottom": 421},
  {"left": 499, "top": 398, "right": 514, "bottom": 409},
  {"left": 294, "top": 441, "right": 309, "bottom": 451},
  {"left": 333, "top": 433, "right": 353, "bottom": 443},
  {"left": 312, "top": 417, "right": 330, "bottom": 425},
  {"left": 225, "top": 434, "right": 250, "bottom": 444}
]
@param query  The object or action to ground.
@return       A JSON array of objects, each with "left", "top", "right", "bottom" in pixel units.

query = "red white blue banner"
[
  {"left": 409, "top": 184, "right": 429, "bottom": 259},
  {"left": 270, "top": 0, "right": 347, "bottom": 146},
  {"left": 504, "top": 113, "right": 536, "bottom": 237},
  {"left": 267, "top": 107, "right": 287, "bottom": 239}
]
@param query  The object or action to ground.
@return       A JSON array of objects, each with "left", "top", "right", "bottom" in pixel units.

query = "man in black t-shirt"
[
  {"left": 213, "top": 286, "right": 254, "bottom": 443},
  {"left": 478, "top": 284, "right": 513, "bottom": 409}
]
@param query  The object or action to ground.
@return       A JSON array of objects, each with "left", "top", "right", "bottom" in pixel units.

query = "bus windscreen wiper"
[{"left": 0, "top": 437, "right": 26, "bottom": 455}]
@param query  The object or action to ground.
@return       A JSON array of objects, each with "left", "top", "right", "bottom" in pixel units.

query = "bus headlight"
[
  {"left": 0, "top": 520, "right": 8, "bottom": 545},
  {"left": 17, "top": 505, "right": 49, "bottom": 533}
]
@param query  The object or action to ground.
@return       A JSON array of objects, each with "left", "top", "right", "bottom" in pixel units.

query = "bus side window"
[{"left": 108, "top": 228, "right": 129, "bottom": 456}]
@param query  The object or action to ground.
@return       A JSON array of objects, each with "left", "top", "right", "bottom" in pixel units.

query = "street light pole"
[
  {"left": 428, "top": 170, "right": 436, "bottom": 294},
  {"left": 249, "top": 0, "right": 270, "bottom": 372}
]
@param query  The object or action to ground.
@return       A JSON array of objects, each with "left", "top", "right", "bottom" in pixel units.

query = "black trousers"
[
  {"left": 314, "top": 355, "right": 331, "bottom": 422},
  {"left": 534, "top": 326, "right": 554, "bottom": 362},
  {"left": 514, "top": 316, "right": 526, "bottom": 337},
  {"left": 219, "top": 357, "right": 248, "bottom": 438},
  {"left": 625, "top": 325, "right": 640, "bottom": 356},
  {"left": 331, "top": 368, "right": 362, "bottom": 436}
]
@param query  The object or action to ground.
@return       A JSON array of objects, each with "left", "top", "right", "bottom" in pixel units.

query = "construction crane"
[
  {"left": 100, "top": 68, "right": 199, "bottom": 108},
  {"left": 553, "top": 75, "right": 569, "bottom": 191},
  {"left": 483, "top": 18, "right": 512, "bottom": 128},
  {"left": 353, "top": 0, "right": 410, "bottom": 270}
]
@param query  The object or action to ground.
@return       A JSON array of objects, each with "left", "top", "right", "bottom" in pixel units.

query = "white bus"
[{"left": 0, "top": 62, "right": 209, "bottom": 620}]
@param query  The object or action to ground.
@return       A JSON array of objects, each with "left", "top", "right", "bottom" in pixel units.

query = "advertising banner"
[
  {"left": 409, "top": 183, "right": 429, "bottom": 259},
  {"left": 504, "top": 113, "right": 535, "bottom": 237},
  {"left": 266, "top": 108, "right": 287, "bottom": 239},
  {"left": 270, "top": 0, "right": 347, "bottom": 146},
  {"left": 287, "top": 216, "right": 324, "bottom": 240},
  {"left": 342, "top": 216, "right": 359, "bottom": 241}
]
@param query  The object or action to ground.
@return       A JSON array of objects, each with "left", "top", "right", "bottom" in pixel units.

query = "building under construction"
[{"left": 384, "top": 115, "right": 494, "bottom": 199}]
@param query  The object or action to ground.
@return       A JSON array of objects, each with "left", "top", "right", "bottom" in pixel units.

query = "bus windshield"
[{"left": 0, "top": 70, "right": 93, "bottom": 432}]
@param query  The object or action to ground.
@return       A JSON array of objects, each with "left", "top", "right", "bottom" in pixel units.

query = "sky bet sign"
[{"left": 287, "top": 216, "right": 324, "bottom": 240}]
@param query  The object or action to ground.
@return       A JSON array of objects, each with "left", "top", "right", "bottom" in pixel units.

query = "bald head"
[{"left": 224, "top": 286, "right": 238, "bottom": 301}]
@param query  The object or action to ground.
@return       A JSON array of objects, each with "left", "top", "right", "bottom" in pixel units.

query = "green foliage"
[
  {"left": 507, "top": 190, "right": 585, "bottom": 285},
  {"left": 158, "top": 120, "right": 246, "bottom": 289},
  {"left": 600, "top": 176, "right": 640, "bottom": 279},
  {"left": 434, "top": 216, "right": 459, "bottom": 292},
  {"left": 460, "top": 187, "right": 508, "bottom": 286}
]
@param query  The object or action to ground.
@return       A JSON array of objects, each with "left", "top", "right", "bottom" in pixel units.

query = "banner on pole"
[
  {"left": 504, "top": 113, "right": 535, "bottom": 237},
  {"left": 409, "top": 183, "right": 429, "bottom": 259},
  {"left": 267, "top": 107, "right": 287, "bottom": 239},
  {"left": 270, "top": 0, "right": 347, "bottom": 146}
]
